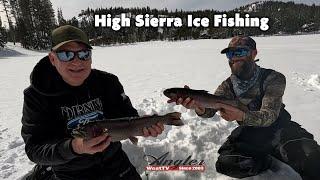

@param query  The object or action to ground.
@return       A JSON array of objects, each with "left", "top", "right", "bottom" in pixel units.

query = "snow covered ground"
[{"left": 0, "top": 34, "right": 319, "bottom": 179}]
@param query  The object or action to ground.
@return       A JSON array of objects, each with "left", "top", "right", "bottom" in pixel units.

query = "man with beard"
[{"left": 168, "top": 36, "right": 320, "bottom": 179}]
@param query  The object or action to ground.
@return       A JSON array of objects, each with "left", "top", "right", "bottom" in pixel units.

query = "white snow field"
[{"left": 0, "top": 34, "right": 320, "bottom": 180}]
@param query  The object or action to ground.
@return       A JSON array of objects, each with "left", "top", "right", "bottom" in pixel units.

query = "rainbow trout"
[
  {"left": 71, "top": 112, "right": 183, "bottom": 144},
  {"left": 163, "top": 88, "right": 248, "bottom": 112}
]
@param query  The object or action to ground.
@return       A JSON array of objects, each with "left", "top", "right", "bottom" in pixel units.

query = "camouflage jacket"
[{"left": 199, "top": 68, "right": 287, "bottom": 127}]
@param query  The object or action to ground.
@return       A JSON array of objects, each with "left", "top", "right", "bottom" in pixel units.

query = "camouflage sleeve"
[
  {"left": 197, "top": 79, "right": 234, "bottom": 118},
  {"left": 242, "top": 71, "right": 286, "bottom": 127}
]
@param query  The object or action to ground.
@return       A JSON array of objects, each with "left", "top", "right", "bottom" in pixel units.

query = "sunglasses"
[
  {"left": 55, "top": 49, "right": 92, "bottom": 62},
  {"left": 226, "top": 48, "right": 251, "bottom": 60}
]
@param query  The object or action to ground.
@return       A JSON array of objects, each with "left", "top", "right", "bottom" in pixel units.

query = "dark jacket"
[{"left": 21, "top": 56, "right": 139, "bottom": 179}]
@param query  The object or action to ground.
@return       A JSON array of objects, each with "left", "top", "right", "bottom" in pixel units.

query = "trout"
[
  {"left": 71, "top": 112, "right": 183, "bottom": 144},
  {"left": 163, "top": 88, "right": 248, "bottom": 112}
]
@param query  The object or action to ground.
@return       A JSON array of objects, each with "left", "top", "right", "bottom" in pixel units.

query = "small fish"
[
  {"left": 163, "top": 87, "right": 248, "bottom": 112},
  {"left": 71, "top": 112, "right": 183, "bottom": 144}
]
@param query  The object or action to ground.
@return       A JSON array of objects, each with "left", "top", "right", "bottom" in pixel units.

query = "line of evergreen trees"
[
  {"left": 78, "top": 1, "right": 320, "bottom": 46},
  {"left": 0, "top": 1, "right": 320, "bottom": 50},
  {"left": 0, "top": 0, "right": 55, "bottom": 49}
]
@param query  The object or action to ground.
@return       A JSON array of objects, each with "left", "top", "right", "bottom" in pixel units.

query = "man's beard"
[{"left": 230, "top": 60, "right": 256, "bottom": 80}]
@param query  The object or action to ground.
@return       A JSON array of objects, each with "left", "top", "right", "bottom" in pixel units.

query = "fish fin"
[
  {"left": 166, "top": 112, "right": 181, "bottom": 119},
  {"left": 167, "top": 119, "right": 184, "bottom": 126},
  {"left": 129, "top": 136, "right": 138, "bottom": 145},
  {"left": 192, "top": 89, "right": 209, "bottom": 94},
  {"left": 166, "top": 112, "right": 184, "bottom": 126}
]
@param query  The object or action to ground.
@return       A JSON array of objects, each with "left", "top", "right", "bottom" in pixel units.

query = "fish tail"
[
  {"left": 129, "top": 136, "right": 138, "bottom": 145},
  {"left": 165, "top": 112, "right": 184, "bottom": 126}
]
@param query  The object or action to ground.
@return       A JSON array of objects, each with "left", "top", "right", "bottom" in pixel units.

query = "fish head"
[
  {"left": 163, "top": 88, "right": 186, "bottom": 100},
  {"left": 163, "top": 88, "right": 176, "bottom": 97}
]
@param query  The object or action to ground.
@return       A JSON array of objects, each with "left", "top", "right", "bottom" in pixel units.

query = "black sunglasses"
[
  {"left": 226, "top": 48, "right": 251, "bottom": 60},
  {"left": 55, "top": 49, "right": 92, "bottom": 62}
]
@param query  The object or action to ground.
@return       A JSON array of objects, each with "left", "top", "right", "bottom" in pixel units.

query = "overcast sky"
[{"left": 52, "top": 0, "right": 320, "bottom": 19}]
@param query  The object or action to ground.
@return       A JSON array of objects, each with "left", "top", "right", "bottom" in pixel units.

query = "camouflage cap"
[
  {"left": 51, "top": 25, "right": 92, "bottom": 51},
  {"left": 221, "top": 36, "right": 256, "bottom": 54}
]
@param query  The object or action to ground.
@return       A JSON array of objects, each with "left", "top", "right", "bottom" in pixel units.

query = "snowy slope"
[{"left": 0, "top": 35, "right": 319, "bottom": 179}]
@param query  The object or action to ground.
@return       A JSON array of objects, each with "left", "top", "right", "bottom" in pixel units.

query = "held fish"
[
  {"left": 163, "top": 87, "right": 248, "bottom": 112},
  {"left": 71, "top": 112, "right": 183, "bottom": 144}
]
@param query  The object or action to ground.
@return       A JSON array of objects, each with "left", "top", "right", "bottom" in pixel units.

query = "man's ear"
[
  {"left": 251, "top": 49, "right": 257, "bottom": 60},
  {"left": 48, "top": 52, "right": 56, "bottom": 66}
]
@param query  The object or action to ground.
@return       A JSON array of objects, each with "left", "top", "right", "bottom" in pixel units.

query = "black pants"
[
  {"left": 216, "top": 121, "right": 320, "bottom": 180},
  {"left": 24, "top": 149, "right": 141, "bottom": 180}
]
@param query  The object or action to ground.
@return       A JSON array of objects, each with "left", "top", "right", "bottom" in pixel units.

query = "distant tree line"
[
  {"left": 79, "top": 1, "right": 320, "bottom": 45},
  {"left": 0, "top": 1, "right": 320, "bottom": 49}
]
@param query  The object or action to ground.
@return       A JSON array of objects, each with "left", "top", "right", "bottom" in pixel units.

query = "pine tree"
[
  {"left": 8, "top": 0, "right": 18, "bottom": 21},
  {"left": 36, "top": 0, "right": 56, "bottom": 49},
  {"left": 1, "top": 0, "right": 15, "bottom": 44},
  {"left": 57, "top": 7, "right": 66, "bottom": 26},
  {"left": 0, "top": 16, "right": 7, "bottom": 48},
  {"left": 15, "top": 0, "right": 55, "bottom": 50},
  {"left": 16, "top": 0, "right": 34, "bottom": 49},
  {"left": 67, "top": 17, "right": 79, "bottom": 27},
  {"left": 8, "top": 0, "right": 18, "bottom": 44}
]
